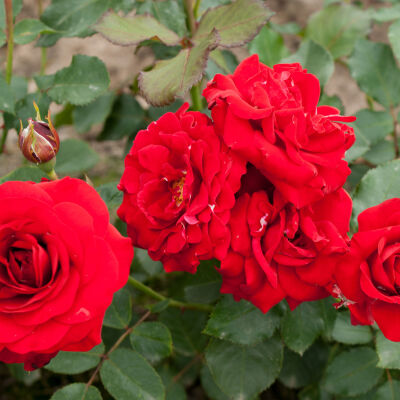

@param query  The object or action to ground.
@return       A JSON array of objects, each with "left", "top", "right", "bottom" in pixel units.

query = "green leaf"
[
  {"left": 348, "top": 40, "right": 400, "bottom": 109},
  {"left": 0, "top": 166, "right": 47, "bottom": 184},
  {"left": 34, "top": 74, "right": 56, "bottom": 91},
  {"left": 46, "top": 343, "right": 105, "bottom": 374},
  {"left": 159, "top": 309, "right": 208, "bottom": 356},
  {"left": 0, "top": 0, "right": 22, "bottom": 30},
  {"left": 50, "top": 383, "right": 102, "bottom": 400},
  {"left": 36, "top": 31, "right": 63, "bottom": 47},
  {"left": 372, "top": 4, "right": 400, "bottom": 22},
  {"left": 201, "top": 364, "right": 230, "bottom": 400},
  {"left": 208, "top": 49, "right": 238, "bottom": 75},
  {"left": 100, "top": 348, "right": 165, "bottom": 400},
  {"left": 279, "top": 342, "right": 329, "bottom": 389},
  {"left": 355, "top": 109, "right": 392, "bottom": 144},
  {"left": 305, "top": 4, "right": 370, "bottom": 58},
  {"left": 73, "top": 92, "right": 115, "bottom": 134},
  {"left": 281, "top": 40, "right": 334, "bottom": 86},
  {"left": 0, "top": 74, "right": 15, "bottom": 114},
  {"left": 4, "top": 92, "right": 51, "bottom": 131},
  {"left": 130, "top": 321, "right": 172, "bottom": 364},
  {"left": 132, "top": 248, "right": 163, "bottom": 280},
  {"left": 352, "top": 160, "right": 400, "bottom": 225},
  {"left": 95, "top": 12, "right": 180, "bottom": 46},
  {"left": 48, "top": 55, "right": 110, "bottom": 106},
  {"left": 331, "top": 312, "right": 372, "bottom": 345},
  {"left": 98, "top": 94, "right": 145, "bottom": 141},
  {"left": 14, "top": 19, "right": 52, "bottom": 45},
  {"left": 96, "top": 182, "right": 123, "bottom": 212},
  {"left": 270, "top": 22, "right": 301, "bottom": 35},
  {"left": 322, "top": 347, "right": 382, "bottom": 397},
  {"left": 389, "top": 19, "right": 400, "bottom": 63},
  {"left": 375, "top": 381, "right": 400, "bottom": 400},
  {"left": 363, "top": 139, "right": 395, "bottom": 165},
  {"left": 103, "top": 288, "right": 132, "bottom": 329},
  {"left": 110, "top": 0, "right": 135, "bottom": 13},
  {"left": 137, "top": 0, "right": 187, "bottom": 37},
  {"left": 376, "top": 330, "right": 400, "bottom": 369},
  {"left": 158, "top": 365, "right": 187, "bottom": 400},
  {"left": 139, "top": 31, "right": 219, "bottom": 106},
  {"left": 204, "top": 296, "right": 280, "bottom": 345},
  {"left": 7, "top": 364, "right": 41, "bottom": 386},
  {"left": 41, "top": 0, "right": 109, "bottom": 37},
  {"left": 194, "top": 0, "right": 273, "bottom": 47},
  {"left": 183, "top": 262, "right": 222, "bottom": 304},
  {"left": 281, "top": 301, "right": 325, "bottom": 355},
  {"left": 205, "top": 336, "right": 283, "bottom": 400},
  {"left": 55, "top": 138, "right": 99, "bottom": 174},
  {"left": 248, "top": 26, "right": 290, "bottom": 67}
]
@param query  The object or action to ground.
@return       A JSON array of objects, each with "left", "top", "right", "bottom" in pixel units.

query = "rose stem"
[
  {"left": 38, "top": 0, "right": 47, "bottom": 75},
  {"left": 127, "top": 275, "right": 213, "bottom": 312},
  {"left": 390, "top": 106, "right": 399, "bottom": 158},
  {"left": 85, "top": 310, "right": 151, "bottom": 392},
  {"left": 184, "top": 0, "right": 204, "bottom": 111},
  {"left": 0, "top": 0, "right": 14, "bottom": 154}
]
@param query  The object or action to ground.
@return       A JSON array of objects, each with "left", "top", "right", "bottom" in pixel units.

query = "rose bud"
[{"left": 18, "top": 102, "right": 59, "bottom": 164}]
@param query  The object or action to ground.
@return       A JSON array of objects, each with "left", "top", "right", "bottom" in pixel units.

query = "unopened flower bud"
[{"left": 18, "top": 102, "right": 59, "bottom": 164}]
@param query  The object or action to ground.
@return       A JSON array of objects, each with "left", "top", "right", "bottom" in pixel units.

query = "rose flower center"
[{"left": 171, "top": 175, "right": 186, "bottom": 207}]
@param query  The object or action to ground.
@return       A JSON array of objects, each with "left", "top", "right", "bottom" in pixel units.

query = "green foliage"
[
  {"left": 193, "top": 0, "right": 273, "bottom": 47},
  {"left": 103, "top": 288, "right": 132, "bottom": 329},
  {"left": 205, "top": 336, "right": 283, "bottom": 399},
  {"left": 0, "top": 166, "right": 47, "bottom": 183},
  {"left": 47, "top": 55, "right": 110, "bottom": 106},
  {"left": 348, "top": 40, "right": 400, "bottom": 109},
  {"left": 322, "top": 347, "right": 383, "bottom": 396},
  {"left": 55, "top": 138, "right": 99, "bottom": 174},
  {"left": 376, "top": 331, "right": 400, "bottom": 369},
  {"left": 96, "top": 181, "right": 123, "bottom": 212},
  {"left": 281, "top": 40, "right": 334, "bottom": 86},
  {"left": 130, "top": 322, "right": 172, "bottom": 363},
  {"left": 95, "top": 12, "right": 181, "bottom": 46},
  {"left": 352, "top": 160, "right": 400, "bottom": 225},
  {"left": 204, "top": 296, "right": 280, "bottom": 345},
  {"left": 14, "top": 19, "right": 52, "bottom": 45},
  {"left": 305, "top": 3, "right": 370, "bottom": 58},
  {"left": 46, "top": 343, "right": 105, "bottom": 375},
  {"left": 331, "top": 312, "right": 373, "bottom": 345},
  {"left": 139, "top": 31, "right": 219, "bottom": 105},
  {"left": 50, "top": 383, "right": 102, "bottom": 400},
  {"left": 41, "top": 0, "right": 109, "bottom": 38},
  {"left": 281, "top": 301, "right": 334, "bottom": 355},
  {"left": 100, "top": 349, "right": 165, "bottom": 400},
  {"left": 248, "top": 26, "right": 290, "bottom": 66}
]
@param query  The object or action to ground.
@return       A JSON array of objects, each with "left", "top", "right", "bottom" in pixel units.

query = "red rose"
[
  {"left": 203, "top": 55, "right": 355, "bottom": 208},
  {"left": 118, "top": 104, "right": 245, "bottom": 273},
  {"left": 0, "top": 178, "right": 133, "bottom": 370},
  {"left": 219, "top": 167, "right": 351, "bottom": 312},
  {"left": 335, "top": 199, "right": 400, "bottom": 341}
]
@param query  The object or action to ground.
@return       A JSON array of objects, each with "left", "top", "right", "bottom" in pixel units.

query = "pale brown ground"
[{"left": 0, "top": 0, "right": 383, "bottom": 177}]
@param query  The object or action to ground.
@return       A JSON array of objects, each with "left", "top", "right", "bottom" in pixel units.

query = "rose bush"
[
  {"left": 118, "top": 103, "right": 245, "bottom": 273},
  {"left": 203, "top": 55, "right": 356, "bottom": 208},
  {"left": 218, "top": 165, "right": 352, "bottom": 312},
  {"left": 335, "top": 198, "right": 400, "bottom": 341},
  {"left": 0, "top": 178, "right": 132, "bottom": 370}
]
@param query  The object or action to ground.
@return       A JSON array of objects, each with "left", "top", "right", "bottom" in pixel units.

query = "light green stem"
[
  {"left": 0, "top": 0, "right": 14, "bottom": 154},
  {"left": 38, "top": 0, "right": 47, "bottom": 75},
  {"left": 128, "top": 276, "right": 213, "bottom": 312},
  {"left": 190, "top": 83, "right": 203, "bottom": 111}
]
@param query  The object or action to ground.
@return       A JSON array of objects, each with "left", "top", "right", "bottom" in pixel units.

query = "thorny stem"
[
  {"left": 38, "top": 0, "right": 47, "bottom": 75},
  {"left": 85, "top": 310, "right": 151, "bottom": 392},
  {"left": 0, "top": 0, "right": 13, "bottom": 154},
  {"left": 128, "top": 276, "right": 213, "bottom": 312},
  {"left": 390, "top": 106, "right": 399, "bottom": 158}
]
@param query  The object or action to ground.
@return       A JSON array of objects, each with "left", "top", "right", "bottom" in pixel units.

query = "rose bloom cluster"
[{"left": 118, "top": 55, "right": 358, "bottom": 316}]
